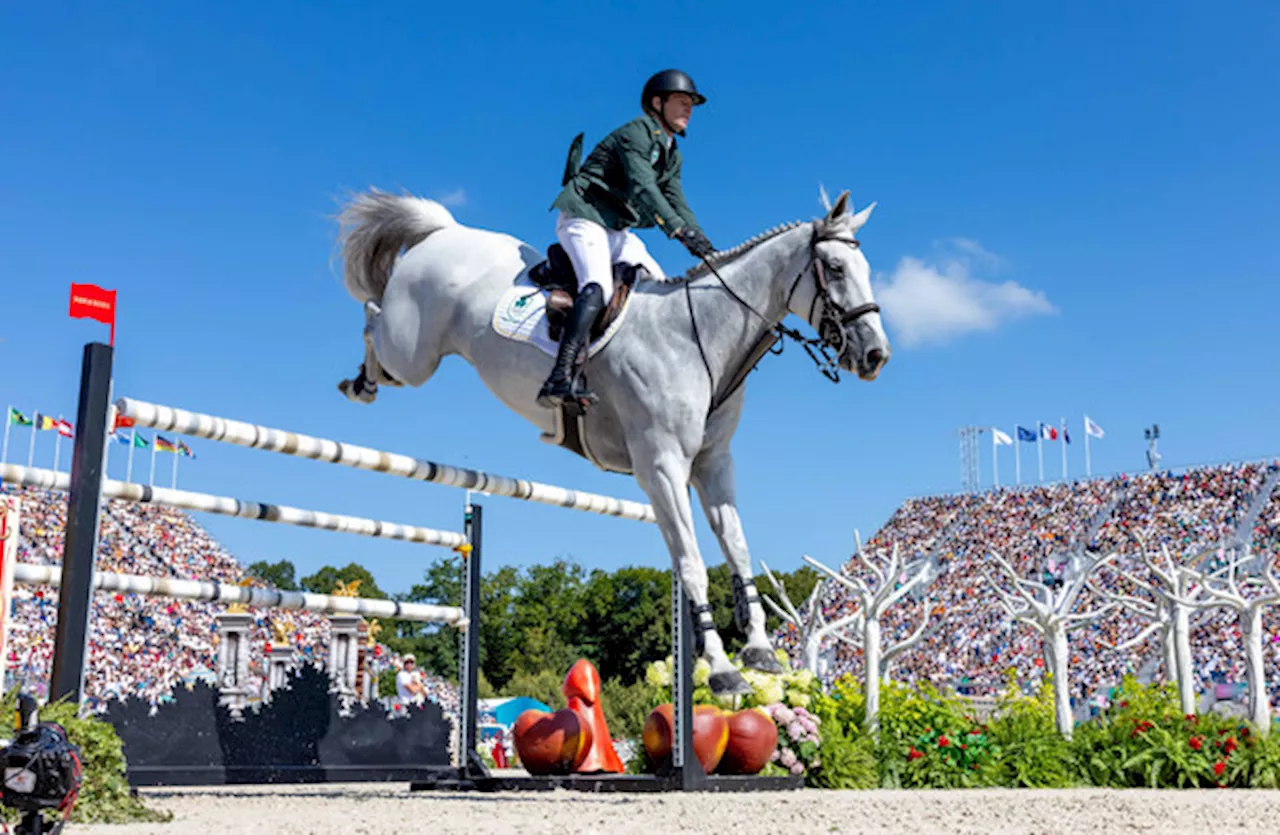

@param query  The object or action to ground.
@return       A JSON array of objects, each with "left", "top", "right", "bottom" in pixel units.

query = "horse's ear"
[
  {"left": 826, "top": 190, "right": 850, "bottom": 221},
  {"left": 850, "top": 201, "right": 877, "bottom": 231}
]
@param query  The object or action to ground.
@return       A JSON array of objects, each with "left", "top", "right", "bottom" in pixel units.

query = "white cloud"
[
  {"left": 873, "top": 243, "right": 1055, "bottom": 347},
  {"left": 434, "top": 188, "right": 467, "bottom": 207}
]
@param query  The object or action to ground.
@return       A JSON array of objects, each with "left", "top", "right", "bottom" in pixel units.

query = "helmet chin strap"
[{"left": 649, "top": 95, "right": 685, "bottom": 137}]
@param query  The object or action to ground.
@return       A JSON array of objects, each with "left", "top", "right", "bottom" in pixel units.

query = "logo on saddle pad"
[{"left": 491, "top": 278, "right": 630, "bottom": 361}]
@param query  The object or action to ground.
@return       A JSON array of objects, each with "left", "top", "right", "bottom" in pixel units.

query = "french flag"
[{"left": 1040, "top": 423, "right": 1058, "bottom": 441}]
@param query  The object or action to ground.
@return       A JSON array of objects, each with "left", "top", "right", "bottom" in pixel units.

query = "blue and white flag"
[{"left": 1016, "top": 426, "right": 1037, "bottom": 442}]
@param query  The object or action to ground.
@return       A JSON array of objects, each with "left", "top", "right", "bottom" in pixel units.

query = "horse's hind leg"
[
  {"left": 338, "top": 302, "right": 393, "bottom": 404},
  {"left": 692, "top": 449, "right": 785, "bottom": 674}
]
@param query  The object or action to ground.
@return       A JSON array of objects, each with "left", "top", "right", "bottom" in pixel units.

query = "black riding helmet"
[{"left": 641, "top": 69, "right": 706, "bottom": 136}]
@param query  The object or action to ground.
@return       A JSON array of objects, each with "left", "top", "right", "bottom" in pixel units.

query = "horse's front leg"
[
  {"left": 692, "top": 449, "right": 785, "bottom": 674},
  {"left": 631, "top": 448, "right": 752, "bottom": 697}
]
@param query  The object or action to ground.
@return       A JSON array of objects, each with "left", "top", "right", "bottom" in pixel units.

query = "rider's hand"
[{"left": 676, "top": 227, "right": 715, "bottom": 259}]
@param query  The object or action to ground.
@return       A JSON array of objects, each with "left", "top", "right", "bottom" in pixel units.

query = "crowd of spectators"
[
  {"left": 1, "top": 486, "right": 459, "bottom": 719},
  {"left": 782, "top": 459, "right": 1280, "bottom": 718}
]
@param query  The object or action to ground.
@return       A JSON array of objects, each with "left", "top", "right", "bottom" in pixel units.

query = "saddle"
[{"left": 528, "top": 244, "right": 642, "bottom": 343}]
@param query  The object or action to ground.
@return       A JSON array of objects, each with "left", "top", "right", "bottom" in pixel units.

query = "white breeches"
[{"left": 555, "top": 212, "right": 666, "bottom": 304}]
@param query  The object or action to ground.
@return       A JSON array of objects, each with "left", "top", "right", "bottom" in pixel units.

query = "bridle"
[{"left": 686, "top": 226, "right": 881, "bottom": 409}]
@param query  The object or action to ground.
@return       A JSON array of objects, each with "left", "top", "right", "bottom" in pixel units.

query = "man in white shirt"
[{"left": 396, "top": 654, "right": 425, "bottom": 704}]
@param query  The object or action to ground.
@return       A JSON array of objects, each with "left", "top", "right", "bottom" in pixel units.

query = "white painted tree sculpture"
[
  {"left": 801, "top": 537, "right": 934, "bottom": 736},
  {"left": 984, "top": 548, "right": 1117, "bottom": 738},
  {"left": 1180, "top": 549, "right": 1280, "bottom": 736},
  {"left": 1088, "top": 541, "right": 1219, "bottom": 717},
  {"left": 758, "top": 559, "right": 862, "bottom": 676}
]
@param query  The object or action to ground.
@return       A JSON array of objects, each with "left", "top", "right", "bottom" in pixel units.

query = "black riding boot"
[{"left": 536, "top": 282, "right": 605, "bottom": 409}]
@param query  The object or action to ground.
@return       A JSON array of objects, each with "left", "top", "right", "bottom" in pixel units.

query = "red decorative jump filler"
[
  {"left": 68, "top": 283, "right": 118, "bottom": 346},
  {"left": 512, "top": 658, "right": 624, "bottom": 775}
]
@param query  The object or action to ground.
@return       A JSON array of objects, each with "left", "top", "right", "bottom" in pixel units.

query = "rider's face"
[{"left": 654, "top": 93, "right": 693, "bottom": 133}]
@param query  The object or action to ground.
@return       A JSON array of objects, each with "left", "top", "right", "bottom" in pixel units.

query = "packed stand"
[
  {"left": 792, "top": 461, "right": 1280, "bottom": 718},
  {"left": 1, "top": 486, "right": 458, "bottom": 720}
]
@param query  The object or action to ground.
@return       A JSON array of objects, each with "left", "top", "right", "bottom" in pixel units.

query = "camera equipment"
[{"left": 0, "top": 695, "right": 82, "bottom": 835}]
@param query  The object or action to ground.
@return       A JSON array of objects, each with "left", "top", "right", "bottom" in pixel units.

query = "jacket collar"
[{"left": 642, "top": 110, "right": 680, "bottom": 147}]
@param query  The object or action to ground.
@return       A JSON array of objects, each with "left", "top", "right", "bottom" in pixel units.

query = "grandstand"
[
  {"left": 781, "top": 458, "right": 1280, "bottom": 718},
  {"left": 0, "top": 485, "right": 459, "bottom": 718}
]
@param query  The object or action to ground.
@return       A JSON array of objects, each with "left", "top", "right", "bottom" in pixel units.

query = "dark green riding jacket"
[{"left": 551, "top": 112, "right": 704, "bottom": 239}]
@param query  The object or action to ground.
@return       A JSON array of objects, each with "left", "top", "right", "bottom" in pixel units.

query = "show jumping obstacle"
[{"left": 15, "top": 342, "right": 796, "bottom": 793}]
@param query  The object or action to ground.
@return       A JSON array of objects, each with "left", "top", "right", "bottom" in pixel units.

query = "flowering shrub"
[
  {"left": 1069, "top": 676, "right": 1277, "bottom": 788},
  {"left": 765, "top": 703, "right": 822, "bottom": 776}
]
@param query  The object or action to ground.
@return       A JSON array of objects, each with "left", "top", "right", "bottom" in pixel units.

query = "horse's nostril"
[{"left": 866, "top": 349, "right": 885, "bottom": 368}]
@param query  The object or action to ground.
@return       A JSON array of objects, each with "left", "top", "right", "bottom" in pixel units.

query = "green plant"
[
  {"left": 985, "top": 672, "right": 1077, "bottom": 788},
  {"left": 806, "top": 717, "right": 878, "bottom": 789},
  {"left": 1070, "top": 676, "right": 1259, "bottom": 788},
  {"left": 5, "top": 696, "right": 171, "bottom": 825}
]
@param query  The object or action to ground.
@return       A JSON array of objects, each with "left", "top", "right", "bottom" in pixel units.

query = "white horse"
[{"left": 334, "top": 188, "right": 890, "bottom": 695}]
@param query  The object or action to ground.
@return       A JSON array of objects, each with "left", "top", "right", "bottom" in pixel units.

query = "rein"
[{"left": 685, "top": 228, "right": 880, "bottom": 412}]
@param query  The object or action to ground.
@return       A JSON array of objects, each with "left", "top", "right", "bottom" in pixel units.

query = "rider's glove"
[{"left": 675, "top": 227, "right": 715, "bottom": 259}]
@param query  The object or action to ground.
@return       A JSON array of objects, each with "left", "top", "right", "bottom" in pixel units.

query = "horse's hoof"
[
  {"left": 708, "top": 669, "right": 753, "bottom": 697},
  {"left": 338, "top": 378, "right": 376, "bottom": 404},
  {"left": 740, "top": 646, "right": 785, "bottom": 675}
]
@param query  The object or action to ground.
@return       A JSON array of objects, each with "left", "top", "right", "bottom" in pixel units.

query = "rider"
[{"left": 536, "top": 69, "right": 717, "bottom": 408}]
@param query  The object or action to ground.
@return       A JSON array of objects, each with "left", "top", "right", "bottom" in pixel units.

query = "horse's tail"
[{"left": 336, "top": 188, "right": 457, "bottom": 304}]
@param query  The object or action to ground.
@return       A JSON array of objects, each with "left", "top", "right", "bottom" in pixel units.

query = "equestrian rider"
[{"left": 537, "top": 69, "right": 717, "bottom": 408}]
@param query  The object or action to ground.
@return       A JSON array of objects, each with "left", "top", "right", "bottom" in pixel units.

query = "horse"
[{"left": 333, "top": 187, "right": 890, "bottom": 695}]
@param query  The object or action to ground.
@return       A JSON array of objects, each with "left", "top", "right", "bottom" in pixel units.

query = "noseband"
[{"left": 686, "top": 227, "right": 882, "bottom": 408}]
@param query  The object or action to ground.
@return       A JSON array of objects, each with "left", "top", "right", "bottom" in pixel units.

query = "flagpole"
[
  {"left": 992, "top": 431, "right": 1000, "bottom": 489},
  {"left": 53, "top": 415, "right": 63, "bottom": 474},
  {"left": 149, "top": 437, "right": 157, "bottom": 486},
  {"left": 1037, "top": 422, "right": 1044, "bottom": 484},
  {"left": 1084, "top": 415, "right": 1092, "bottom": 478},
  {"left": 2, "top": 406, "right": 10, "bottom": 464},
  {"left": 1015, "top": 430, "right": 1021, "bottom": 486},
  {"left": 1061, "top": 416, "right": 1068, "bottom": 481},
  {"left": 126, "top": 429, "right": 136, "bottom": 484},
  {"left": 26, "top": 408, "right": 37, "bottom": 468},
  {"left": 172, "top": 444, "right": 179, "bottom": 489}
]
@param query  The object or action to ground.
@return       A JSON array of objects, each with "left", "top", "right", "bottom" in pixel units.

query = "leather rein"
[{"left": 685, "top": 227, "right": 881, "bottom": 413}]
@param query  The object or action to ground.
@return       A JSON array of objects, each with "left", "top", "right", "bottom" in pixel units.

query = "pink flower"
[
  {"left": 789, "top": 762, "right": 804, "bottom": 776},
  {"left": 779, "top": 748, "right": 798, "bottom": 768},
  {"left": 788, "top": 722, "right": 805, "bottom": 741}
]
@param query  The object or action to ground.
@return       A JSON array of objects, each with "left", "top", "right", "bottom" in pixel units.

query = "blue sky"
[{"left": 2, "top": 2, "right": 1278, "bottom": 595}]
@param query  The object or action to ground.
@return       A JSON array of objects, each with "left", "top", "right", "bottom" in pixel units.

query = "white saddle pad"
[{"left": 491, "top": 275, "right": 630, "bottom": 359}]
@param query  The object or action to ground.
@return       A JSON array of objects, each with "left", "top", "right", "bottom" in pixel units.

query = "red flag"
[
  {"left": 56, "top": 419, "right": 73, "bottom": 438},
  {"left": 69, "top": 283, "right": 117, "bottom": 345},
  {"left": 113, "top": 414, "right": 136, "bottom": 431}
]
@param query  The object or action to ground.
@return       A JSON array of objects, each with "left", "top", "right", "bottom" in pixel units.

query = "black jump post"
[{"left": 49, "top": 341, "right": 113, "bottom": 705}]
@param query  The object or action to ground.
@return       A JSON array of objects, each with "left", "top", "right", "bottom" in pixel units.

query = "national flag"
[
  {"left": 55, "top": 419, "right": 73, "bottom": 439},
  {"left": 7, "top": 408, "right": 32, "bottom": 427},
  {"left": 1040, "top": 423, "right": 1058, "bottom": 441},
  {"left": 113, "top": 414, "right": 136, "bottom": 431},
  {"left": 992, "top": 428, "right": 1013, "bottom": 446},
  {"left": 132, "top": 433, "right": 150, "bottom": 450},
  {"left": 113, "top": 433, "right": 132, "bottom": 446},
  {"left": 35, "top": 414, "right": 58, "bottom": 431},
  {"left": 154, "top": 435, "right": 177, "bottom": 453},
  {"left": 178, "top": 441, "right": 196, "bottom": 459},
  {"left": 1016, "top": 426, "right": 1037, "bottom": 443},
  {"left": 1084, "top": 416, "right": 1105, "bottom": 439},
  {"left": 1062, "top": 425, "right": 1071, "bottom": 444}
]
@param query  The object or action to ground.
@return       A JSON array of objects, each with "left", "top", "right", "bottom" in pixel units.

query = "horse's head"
[{"left": 796, "top": 189, "right": 890, "bottom": 381}]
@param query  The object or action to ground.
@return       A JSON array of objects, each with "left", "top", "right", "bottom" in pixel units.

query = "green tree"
[
  {"left": 300, "top": 562, "right": 386, "bottom": 598},
  {"left": 246, "top": 559, "right": 298, "bottom": 591},
  {"left": 580, "top": 566, "right": 670, "bottom": 683}
]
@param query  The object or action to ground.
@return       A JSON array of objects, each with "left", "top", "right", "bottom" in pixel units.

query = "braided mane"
[{"left": 673, "top": 220, "right": 809, "bottom": 282}]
